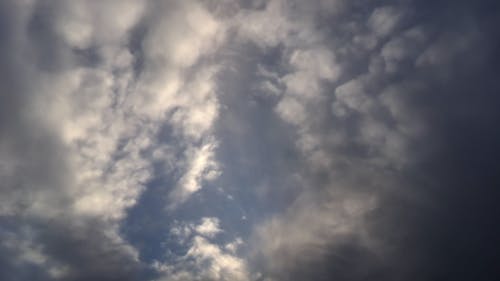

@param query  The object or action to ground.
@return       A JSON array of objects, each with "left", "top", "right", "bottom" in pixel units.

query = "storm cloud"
[{"left": 1, "top": 0, "right": 499, "bottom": 280}]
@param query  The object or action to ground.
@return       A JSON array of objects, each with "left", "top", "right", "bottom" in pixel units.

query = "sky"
[{"left": 0, "top": 0, "right": 500, "bottom": 280}]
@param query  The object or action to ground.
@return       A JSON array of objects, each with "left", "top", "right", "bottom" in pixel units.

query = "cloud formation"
[{"left": 1, "top": 0, "right": 500, "bottom": 280}]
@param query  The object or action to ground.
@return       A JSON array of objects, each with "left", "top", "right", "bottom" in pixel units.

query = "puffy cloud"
[
  {"left": 156, "top": 219, "right": 249, "bottom": 281},
  {"left": 186, "top": 236, "right": 249, "bottom": 281},
  {"left": 195, "top": 217, "right": 223, "bottom": 238},
  {"left": 368, "top": 6, "right": 402, "bottom": 37},
  {"left": 2, "top": 0, "right": 500, "bottom": 281},
  {"left": 0, "top": 0, "right": 226, "bottom": 279},
  {"left": 229, "top": 1, "right": 500, "bottom": 280},
  {"left": 53, "top": 0, "right": 145, "bottom": 48}
]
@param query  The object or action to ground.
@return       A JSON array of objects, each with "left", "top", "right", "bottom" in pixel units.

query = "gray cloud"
[
  {"left": 230, "top": 1, "right": 500, "bottom": 280},
  {"left": 1, "top": 0, "right": 499, "bottom": 280}
]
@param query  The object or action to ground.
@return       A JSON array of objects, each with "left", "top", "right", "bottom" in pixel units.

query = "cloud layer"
[{"left": 1, "top": 0, "right": 500, "bottom": 280}]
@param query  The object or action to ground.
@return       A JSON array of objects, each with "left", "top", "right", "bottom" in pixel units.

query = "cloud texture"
[{"left": 1, "top": 0, "right": 500, "bottom": 280}]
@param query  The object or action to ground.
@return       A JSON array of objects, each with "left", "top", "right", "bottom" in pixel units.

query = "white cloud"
[
  {"left": 235, "top": 0, "right": 292, "bottom": 48},
  {"left": 42, "top": 0, "right": 226, "bottom": 218},
  {"left": 169, "top": 140, "right": 221, "bottom": 208},
  {"left": 0, "top": 0, "right": 230, "bottom": 278},
  {"left": 187, "top": 236, "right": 249, "bottom": 281},
  {"left": 224, "top": 237, "right": 244, "bottom": 254},
  {"left": 333, "top": 77, "right": 374, "bottom": 115},
  {"left": 288, "top": 48, "right": 340, "bottom": 82},
  {"left": 195, "top": 217, "right": 223, "bottom": 238},
  {"left": 275, "top": 96, "right": 307, "bottom": 125},
  {"left": 143, "top": 1, "right": 223, "bottom": 68},
  {"left": 54, "top": 0, "right": 145, "bottom": 48},
  {"left": 156, "top": 221, "right": 249, "bottom": 281},
  {"left": 368, "top": 6, "right": 402, "bottom": 37}
]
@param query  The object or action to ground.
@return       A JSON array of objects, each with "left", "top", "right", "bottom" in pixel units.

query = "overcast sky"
[{"left": 1, "top": 0, "right": 499, "bottom": 280}]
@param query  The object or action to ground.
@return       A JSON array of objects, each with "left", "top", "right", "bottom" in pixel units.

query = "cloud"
[
  {"left": 168, "top": 139, "right": 221, "bottom": 208},
  {"left": 229, "top": 1, "right": 500, "bottom": 280},
  {"left": 195, "top": 217, "right": 223, "bottom": 238},
  {"left": 186, "top": 236, "right": 249, "bottom": 281},
  {"left": 154, "top": 237, "right": 250, "bottom": 281},
  {"left": 0, "top": 0, "right": 226, "bottom": 279},
  {"left": 156, "top": 218, "right": 249, "bottom": 281},
  {"left": 368, "top": 6, "right": 402, "bottom": 37},
  {"left": 1, "top": 0, "right": 500, "bottom": 280}
]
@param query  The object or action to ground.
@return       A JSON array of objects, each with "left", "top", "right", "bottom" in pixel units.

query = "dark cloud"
[
  {"left": 235, "top": 0, "right": 500, "bottom": 280},
  {"left": 367, "top": 2, "right": 500, "bottom": 279},
  {"left": 1, "top": 0, "right": 500, "bottom": 280}
]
